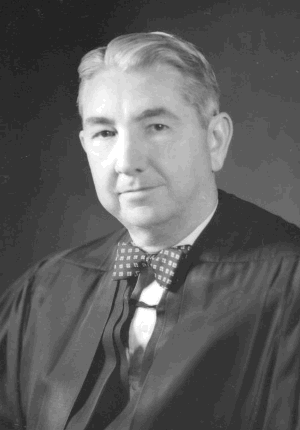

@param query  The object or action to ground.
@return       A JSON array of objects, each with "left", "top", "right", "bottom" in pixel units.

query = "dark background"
[{"left": 1, "top": 0, "right": 300, "bottom": 288}]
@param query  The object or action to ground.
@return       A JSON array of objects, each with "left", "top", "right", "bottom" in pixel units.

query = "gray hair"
[{"left": 77, "top": 31, "right": 220, "bottom": 127}]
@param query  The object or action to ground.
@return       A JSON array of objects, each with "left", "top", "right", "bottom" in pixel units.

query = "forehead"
[{"left": 80, "top": 65, "right": 190, "bottom": 121}]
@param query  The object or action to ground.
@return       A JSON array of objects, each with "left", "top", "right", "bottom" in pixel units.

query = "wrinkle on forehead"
[
  {"left": 84, "top": 106, "right": 181, "bottom": 130},
  {"left": 81, "top": 65, "right": 192, "bottom": 125}
]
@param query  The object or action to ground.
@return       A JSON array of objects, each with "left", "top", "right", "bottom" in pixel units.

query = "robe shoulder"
[{"left": 194, "top": 189, "right": 300, "bottom": 262}]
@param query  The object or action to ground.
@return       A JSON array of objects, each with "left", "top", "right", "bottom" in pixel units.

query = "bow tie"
[{"left": 112, "top": 242, "right": 192, "bottom": 288}]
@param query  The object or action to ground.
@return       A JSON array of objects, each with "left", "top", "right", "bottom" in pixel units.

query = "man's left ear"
[
  {"left": 79, "top": 130, "right": 87, "bottom": 153},
  {"left": 207, "top": 112, "right": 233, "bottom": 172}
]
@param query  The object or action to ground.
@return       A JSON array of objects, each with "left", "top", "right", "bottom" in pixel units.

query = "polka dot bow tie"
[{"left": 112, "top": 242, "right": 192, "bottom": 288}]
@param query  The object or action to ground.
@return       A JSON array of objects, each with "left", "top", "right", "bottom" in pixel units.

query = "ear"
[
  {"left": 206, "top": 112, "right": 233, "bottom": 172},
  {"left": 79, "top": 130, "right": 87, "bottom": 153}
]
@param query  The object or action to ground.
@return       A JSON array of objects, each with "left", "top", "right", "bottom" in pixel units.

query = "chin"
[{"left": 120, "top": 207, "right": 168, "bottom": 229}]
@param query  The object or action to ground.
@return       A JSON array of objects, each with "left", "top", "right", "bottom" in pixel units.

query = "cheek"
[
  {"left": 87, "top": 158, "right": 115, "bottom": 196},
  {"left": 163, "top": 152, "right": 208, "bottom": 194}
]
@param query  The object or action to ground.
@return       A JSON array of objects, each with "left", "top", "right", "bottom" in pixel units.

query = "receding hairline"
[
  {"left": 78, "top": 62, "right": 217, "bottom": 124},
  {"left": 77, "top": 32, "right": 220, "bottom": 127},
  {"left": 80, "top": 61, "right": 192, "bottom": 96}
]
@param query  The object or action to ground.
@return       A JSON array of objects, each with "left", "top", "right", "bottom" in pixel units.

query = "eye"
[
  {"left": 150, "top": 124, "right": 168, "bottom": 132},
  {"left": 92, "top": 130, "right": 117, "bottom": 139}
]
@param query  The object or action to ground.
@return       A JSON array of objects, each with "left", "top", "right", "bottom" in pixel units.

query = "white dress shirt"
[{"left": 127, "top": 203, "right": 218, "bottom": 358}]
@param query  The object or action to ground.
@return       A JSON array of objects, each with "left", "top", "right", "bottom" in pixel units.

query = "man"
[{"left": 1, "top": 31, "right": 300, "bottom": 430}]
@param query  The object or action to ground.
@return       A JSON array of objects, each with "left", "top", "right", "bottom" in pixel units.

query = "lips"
[
  {"left": 123, "top": 187, "right": 153, "bottom": 193},
  {"left": 118, "top": 185, "right": 157, "bottom": 194}
]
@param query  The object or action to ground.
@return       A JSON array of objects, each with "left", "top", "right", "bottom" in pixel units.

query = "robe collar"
[{"left": 61, "top": 189, "right": 300, "bottom": 272}]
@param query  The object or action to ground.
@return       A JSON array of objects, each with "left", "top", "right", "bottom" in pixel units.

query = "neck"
[{"left": 127, "top": 191, "right": 218, "bottom": 253}]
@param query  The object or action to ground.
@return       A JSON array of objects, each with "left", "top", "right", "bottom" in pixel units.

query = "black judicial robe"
[{"left": 1, "top": 190, "right": 300, "bottom": 430}]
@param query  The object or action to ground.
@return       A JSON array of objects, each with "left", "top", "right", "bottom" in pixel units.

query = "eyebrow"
[
  {"left": 134, "top": 107, "right": 180, "bottom": 122},
  {"left": 84, "top": 107, "right": 180, "bottom": 127},
  {"left": 84, "top": 116, "right": 115, "bottom": 127}
]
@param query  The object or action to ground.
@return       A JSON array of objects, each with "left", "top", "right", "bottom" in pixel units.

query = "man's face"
[{"left": 79, "top": 65, "right": 218, "bottom": 233}]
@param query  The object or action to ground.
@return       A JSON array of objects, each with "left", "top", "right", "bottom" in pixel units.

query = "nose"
[{"left": 114, "top": 130, "right": 147, "bottom": 175}]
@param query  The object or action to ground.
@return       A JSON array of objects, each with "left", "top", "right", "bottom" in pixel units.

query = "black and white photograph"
[{"left": 1, "top": 1, "right": 300, "bottom": 429}]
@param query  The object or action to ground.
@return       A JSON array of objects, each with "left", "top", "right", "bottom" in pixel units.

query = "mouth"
[
  {"left": 119, "top": 186, "right": 157, "bottom": 194},
  {"left": 118, "top": 185, "right": 161, "bottom": 197},
  {"left": 125, "top": 187, "right": 153, "bottom": 193}
]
